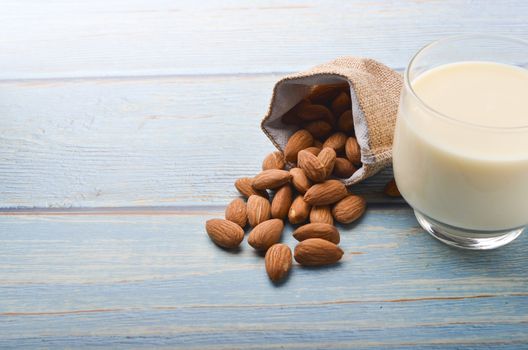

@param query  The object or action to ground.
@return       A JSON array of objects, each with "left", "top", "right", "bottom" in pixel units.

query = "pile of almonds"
[{"left": 206, "top": 84, "right": 400, "bottom": 283}]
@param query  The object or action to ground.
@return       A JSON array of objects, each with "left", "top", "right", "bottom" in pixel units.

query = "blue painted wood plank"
[
  {"left": 0, "top": 1, "right": 527, "bottom": 348},
  {"left": 0, "top": 313, "right": 527, "bottom": 349},
  {"left": 1, "top": 1, "right": 526, "bottom": 209},
  {"left": 0, "top": 76, "right": 397, "bottom": 209},
  {"left": 0, "top": 208, "right": 526, "bottom": 348},
  {"left": 1, "top": 0, "right": 527, "bottom": 80}
]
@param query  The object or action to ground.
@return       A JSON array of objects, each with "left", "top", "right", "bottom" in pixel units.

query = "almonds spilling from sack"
[{"left": 205, "top": 83, "right": 402, "bottom": 283}]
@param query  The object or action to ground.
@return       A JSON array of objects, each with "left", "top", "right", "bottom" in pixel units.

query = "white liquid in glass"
[{"left": 393, "top": 61, "right": 528, "bottom": 231}]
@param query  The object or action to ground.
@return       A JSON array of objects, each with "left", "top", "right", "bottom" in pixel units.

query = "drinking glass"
[{"left": 393, "top": 35, "right": 528, "bottom": 249}]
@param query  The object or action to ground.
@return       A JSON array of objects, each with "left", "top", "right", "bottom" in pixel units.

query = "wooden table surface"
[{"left": 1, "top": 1, "right": 527, "bottom": 349}]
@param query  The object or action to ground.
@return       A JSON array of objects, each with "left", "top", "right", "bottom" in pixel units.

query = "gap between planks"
[
  {"left": 0, "top": 203, "right": 407, "bottom": 216},
  {"left": 0, "top": 69, "right": 405, "bottom": 85},
  {"left": 0, "top": 72, "right": 292, "bottom": 85},
  {"left": 3, "top": 292, "right": 528, "bottom": 317}
]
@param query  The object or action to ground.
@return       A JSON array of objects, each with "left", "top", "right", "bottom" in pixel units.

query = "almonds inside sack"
[{"left": 205, "top": 83, "right": 375, "bottom": 283}]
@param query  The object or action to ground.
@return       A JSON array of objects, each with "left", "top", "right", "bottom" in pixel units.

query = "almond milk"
[{"left": 394, "top": 61, "right": 528, "bottom": 231}]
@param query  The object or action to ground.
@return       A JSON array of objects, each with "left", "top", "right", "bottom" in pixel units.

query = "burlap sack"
[{"left": 261, "top": 57, "right": 402, "bottom": 188}]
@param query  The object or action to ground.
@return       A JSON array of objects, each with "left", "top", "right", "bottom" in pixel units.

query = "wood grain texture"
[
  {"left": 0, "top": 208, "right": 527, "bottom": 349},
  {"left": 0, "top": 75, "right": 396, "bottom": 209},
  {"left": 1, "top": 2, "right": 527, "bottom": 348},
  {"left": 1, "top": 0, "right": 527, "bottom": 80},
  {"left": 1, "top": 0, "right": 526, "bottom": 209}
]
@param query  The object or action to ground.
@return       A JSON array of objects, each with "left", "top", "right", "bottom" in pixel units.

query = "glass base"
[{"left": 414, "top": 211, "right": 525, "bottom": 250}]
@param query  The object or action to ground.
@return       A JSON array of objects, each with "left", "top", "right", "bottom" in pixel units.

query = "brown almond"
[
  {"left": 317, "top": 147, "right": 336, "bottom": 178},
  {"left": 323, "top": 132, "right": 348, "bottom": 154},
  {"left": 310, "top": 205, "right": 334, "bottom": 225},
  {"left": 248, "top": 219, "right": 284, "bottom": 251},
  {"left": 281, "top": 109, "right": 302, "bottom": 126},
  {"left": 262, "top": 151, "right": 285, "bottom": 170},
  {"left": 205, "top": 219, "right": 245, "bottom": 249},
  {"left": 284, "top": 130, "right": 313, "bottom": 162},
  {"left": 294, "top": 238, "right": 344, "bottom": 266},
  {"left": 235, "top": 177, "right": 269, "bottom": 199},
  {"left": 252, "top": 169, "right": 292, "bottom": 190},
  {"left": 308, "top": 84, "right": 348, "bottom": 105},
  {"left": 290, "top": 168, "right": 312, "bottom": 194},
  {"left": 333, "top": 157, "right": 357, "bottom": 178},
  {"left": 297, "top": 150, "right": 326, "bottom": 183},
  {"left": 303, "top": 146, "right": 322, "bottom": 156},
  {"left": 331, "top": 92, "right": 351, "bottom": 116},
  {"left": 265, "top": 243, "right": 292, "bottom": 282},
  {"left": 288, "top": 195, "right": 311, "bottom": 225},
  {"left": 345, "top": 137, "right": 361, "bottom": 165},
  {"left": 332, "top": 195, "right": 366, "bottom": 224},
  {"left": 271, "top": 185, "right": 293, "bottom": 220},
  {"left": 247, "top": 195, "right": 271, "bottom": 227},
  {"left": 297, "top": 104, "right": 333, "bottom": 122},
  {"left": 304, "top": 180, "right": 348, "bottom": 205},
  {"left": 281, "top": 99, "right": 310, "bottom": 125},
  {"left": 293, "top": 223, "right": 340, "bottom": 244},
  {"left": 225, "top": 198, "right": 247, "bottom": 228},
  {"left": 304, "top": 120, "right": 333, "bottom": 139},
  {"left": 384, "top": 178, "right": 401, "bottom": 197},
  {"left": 338, "top": 110, "right": 354, "bottom": 133}
]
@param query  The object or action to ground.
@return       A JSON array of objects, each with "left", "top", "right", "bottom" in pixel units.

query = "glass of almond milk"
[{"left": 393, "top": 35, "right": 528, "bottom": 250}]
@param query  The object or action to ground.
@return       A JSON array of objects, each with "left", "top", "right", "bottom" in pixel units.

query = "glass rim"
[{"left": 404, "top": 34, "right": 528, "bottom": 131}]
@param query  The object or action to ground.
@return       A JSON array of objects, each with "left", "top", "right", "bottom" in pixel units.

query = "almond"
[
  {"left": 205, "top": 219, "right": 245, "bottom": 249},
  {"left": 294, "top": 238, "right": 344, "bottom": 266},
  {"left": 290, "top": 168, "right": 312, "bottom": 194},
  {"left": 303, "top": 146, "right": 322, "bottom": 156},
  {"left": 225, "top": 198, "right": 247, "bottom": 228},
  {"left": 304, "top": 120, "right": 333, "bottom": 139},
  {"left": 297, "top": 104, "right": 333, "bottom": 122},
  {"left": 333, "top": 157, "right": 357, "bottom": 178},
  {"left": 248, "top": 219, "right": 284, "bottom": 251},
  {"left": 247, "top": 195, "right": 271, "bottom": 227},
  {"left": 271, "top": 185, "right": 293, "bottom": 220},
  {"left": 262, "top": 151, "right": 285, "bottom": 170},
  {"left": 252, "top": 169, "right": 292, "bottom": 190},
  {"left": 304, "top": 180, "right": 348, "bottom": 205},
  {"left": 281, "top": 109, "right": 302, "bottom": 126},
  {"left": 284, "top": 130, "right": 313, "bottom": 162},
  {"left": 345, "top": 137, "right": 361, "bottom": 165},
  {"left": 313, "top": 140, "right": 323, "bottom": 148},
  {"left": 265, "top": 243, "right": 292, "bottom": 282},
  {"left": 323, "top": 132, "right": 348, "bottom": 154},
  {"left": 288, "top": 195, "right": 311, "bottom": 224},
  {"left": 281, "top": 99, "right": 310, "bottom": 125},
  {"left": 338, "top": 110, "right": 354, "bottom": 133},
  {"left": 332, "top": 195, "right": 366, "bottom": 224},
  {"left": 293, "top": 223, "right": 340, "bottom": 244},
  {"left": 317, "top": 147, "right": 336, "bottom": 178},
  {"left": 297, "top": 150, "right": 326, "bottom": 183},
  {"left": 384, "top": 178, "right": 401, "bottom": 197},
  {"left": 331, "top": 92, "right": 351, "bottom": 116},
  {"left": 310, "top": 205, "right": 334, "bottom": 225},
  {"left": 308, "top": 84, "right": 348, "bottom": 105},
  {"left": 235, "top": 177, "right": 269, "bottom": 199}
]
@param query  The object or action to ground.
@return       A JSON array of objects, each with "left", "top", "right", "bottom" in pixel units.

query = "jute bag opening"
[{"left": 261, "top": 57, "right": 402, "bottom": 187}]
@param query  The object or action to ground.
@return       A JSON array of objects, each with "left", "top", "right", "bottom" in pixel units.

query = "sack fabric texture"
[{"left": 261, "top": 56, "right": 403, "bottom": 186}]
